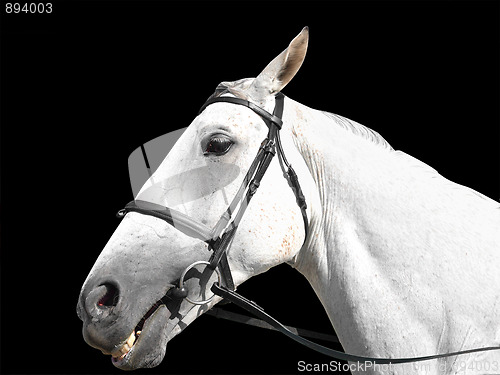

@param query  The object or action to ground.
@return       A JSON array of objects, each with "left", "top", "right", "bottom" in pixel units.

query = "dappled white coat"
[{"left": 282, "top": 94, "right": 500, "bottom": 374}]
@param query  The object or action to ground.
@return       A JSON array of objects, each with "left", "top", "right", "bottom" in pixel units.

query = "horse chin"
[{"left": 111, "top": 305, "right": 171, "bottom": 371}]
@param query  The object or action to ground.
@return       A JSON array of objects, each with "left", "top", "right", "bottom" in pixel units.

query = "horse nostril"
[{"left": 97, "top": 283, "right": 119, "bottom": 308}]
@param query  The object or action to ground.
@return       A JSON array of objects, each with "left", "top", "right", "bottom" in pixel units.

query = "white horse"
[{"left": 77, "top": 28, "right": 500, "bottom": 374}]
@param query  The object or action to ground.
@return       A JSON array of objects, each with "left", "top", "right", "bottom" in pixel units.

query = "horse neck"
[
  {"left": 283, "top": 98, "right": 500, "bottom": 356},
  {"left": 283, "top": 98, "right": 400, "bottom": 291}
]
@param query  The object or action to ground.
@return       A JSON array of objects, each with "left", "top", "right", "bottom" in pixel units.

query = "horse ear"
[{"left": 247, "top": 27, "right": 309, "bottom": 101}]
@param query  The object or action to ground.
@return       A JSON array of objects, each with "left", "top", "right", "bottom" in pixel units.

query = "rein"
[
  {"left": 212, "top": 283, "right": 500, "bottom": 364},
  {"left": 117, "top": 87, "right": 499, "bottom": 365}
]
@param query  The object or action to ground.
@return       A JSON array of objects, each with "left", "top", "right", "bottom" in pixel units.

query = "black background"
[{"left": 1, "top": 1, "right": 499, "bottom": 374}]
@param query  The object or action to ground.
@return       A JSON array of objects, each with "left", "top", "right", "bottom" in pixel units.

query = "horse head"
[{"left": 77, "top": 27, "right": 313, "bottom": 370}]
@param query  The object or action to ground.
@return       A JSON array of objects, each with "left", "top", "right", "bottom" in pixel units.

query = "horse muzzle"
[{"left": 77, "top": 275, "right": 179, "bottom": 369}]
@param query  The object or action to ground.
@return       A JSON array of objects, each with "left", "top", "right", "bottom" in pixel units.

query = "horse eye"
[{"left": 204, "top": 136, "right": 233, "bottom": 156}]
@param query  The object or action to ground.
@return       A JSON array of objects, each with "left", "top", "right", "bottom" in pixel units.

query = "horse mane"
[
  {"left": 321, "top": 110, "right": 500, "bottom": 208},
  {"left": 321, "top": 111, "right": 394, "bottom": 150}
]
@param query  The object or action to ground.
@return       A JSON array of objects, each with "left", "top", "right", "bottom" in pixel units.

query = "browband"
[{"left": 199, "top": 96, "right": 283, "bottom": 130}]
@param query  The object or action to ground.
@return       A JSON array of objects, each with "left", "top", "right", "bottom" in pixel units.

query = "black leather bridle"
[
  {"left": 118, "top": 85, "right": 308, "bottom": 297},
  {"left": 117, "top": 87, "right": 499, "bottom": 364}
]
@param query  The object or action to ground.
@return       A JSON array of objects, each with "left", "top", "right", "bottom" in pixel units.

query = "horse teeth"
[
  {"left": 127, "top": 331, "right": 136, "bottom": 347},
  {"left": 120, "top": 344, "right": 130, "bottom": 355},
  {"left": 111, "top": 331, "right": 137, "bottom": 358}
]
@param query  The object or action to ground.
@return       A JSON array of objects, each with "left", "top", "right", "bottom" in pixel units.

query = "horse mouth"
[
  {"left": 110, "top": 297, "right": 174, "bottom": 370},
  {"left": 111, "top": 330, "right": 139, "bottom": 363},
  {"left": 110, "top": 301, "right": 160, "bottom": 361}
]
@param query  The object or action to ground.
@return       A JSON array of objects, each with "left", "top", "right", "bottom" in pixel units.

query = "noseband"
[{"left": 116, "top": 87, "right": 500, "bottom": 364}]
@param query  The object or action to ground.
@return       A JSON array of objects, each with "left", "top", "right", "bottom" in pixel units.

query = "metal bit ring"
[{"left": 178, "top": 261, "right": 221, "bottom": 305}]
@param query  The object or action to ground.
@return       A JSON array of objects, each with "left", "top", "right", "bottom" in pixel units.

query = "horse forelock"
[
  {"left": 219, "top": 78, "right": 254, "bottom": 98},
  {"left": 216, "top": 78, "right": 281, "bottom": 111}
]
